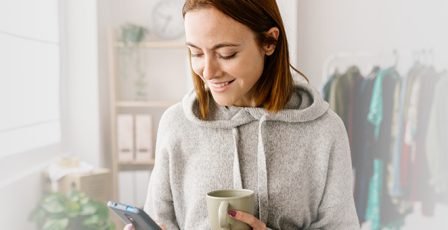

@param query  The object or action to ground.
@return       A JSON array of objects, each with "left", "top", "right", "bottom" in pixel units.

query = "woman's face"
[{"left": 184, "top": 7, "right": 267, "bottom": 107}]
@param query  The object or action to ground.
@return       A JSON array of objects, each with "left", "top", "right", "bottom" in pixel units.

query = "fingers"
[
  {"left": 156, "top": 222, "right": 167, "bottom": 230},
  {"left": 124, "top": 223, "right": 134, "bottom": 230},
  {"left": 156, "top": 222, "right": 166, "bottom": 230},
  {"left": 228, "top": 210, "right": 267, "bottom": 230}
]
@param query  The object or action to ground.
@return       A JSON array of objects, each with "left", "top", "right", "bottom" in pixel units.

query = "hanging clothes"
[
  {"left": 425, "top": 73, "right": 448, "bottom": 196},
  {"left": 365, "top": 67, "right": 404, "bottom": 229},
  {"left": 399, "top": 63, "right": 425, "bottom": 194},
  {"left": 352, "top": 67, "right": 378, "bottom": 223},
  {"left": 409, "top": 67, "right": 440, "bottom": 216},
  {"left": 322, "top": 61, "right": 447, "bottom": 229},
  {"left": 325, "top": 66, "right": 363, "bottom": 160}
]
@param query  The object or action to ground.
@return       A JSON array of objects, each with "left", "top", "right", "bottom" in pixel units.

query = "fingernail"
[{"left": 228, "top": 210, "right": 236, "bottom": 217}]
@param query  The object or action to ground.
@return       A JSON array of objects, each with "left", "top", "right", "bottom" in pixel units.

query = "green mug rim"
[{"left": 207, "top": 189, "right": 254, "bottom": 199}]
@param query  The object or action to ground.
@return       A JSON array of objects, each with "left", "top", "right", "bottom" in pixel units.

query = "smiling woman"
[
  {"left": 184, "top": 7, "right": 271, "bottom": 108},
  {"left": 130, "top": 0, "right": 360, "bottom": 230}
]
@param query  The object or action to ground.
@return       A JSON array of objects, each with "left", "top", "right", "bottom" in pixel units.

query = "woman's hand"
[
  {"left": 228, "top": 210, "right": 267, "bottom": 230},
  {"left": 123, "top": 223, "right": 167, "bottom": 230},
  {"left": 123, "top": 224, "right": 133, "bottom": 230}
]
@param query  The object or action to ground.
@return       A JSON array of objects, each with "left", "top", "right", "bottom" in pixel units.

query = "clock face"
[{"left": 150, "top": 0, "right": 185, "bottom": 40}]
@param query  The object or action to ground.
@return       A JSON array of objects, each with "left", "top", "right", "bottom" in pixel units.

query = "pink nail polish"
[{"left": 228, "top": 210, "right": 236, "bottom": 217}]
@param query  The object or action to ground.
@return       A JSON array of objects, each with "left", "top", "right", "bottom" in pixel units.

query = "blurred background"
[{"left": 0, "top": 0, "right": 447, "bottom": 229}]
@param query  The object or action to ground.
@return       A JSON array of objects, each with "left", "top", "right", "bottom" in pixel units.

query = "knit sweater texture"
[{"left": 144, "top": 83, "right": 360, "bottom": 229}]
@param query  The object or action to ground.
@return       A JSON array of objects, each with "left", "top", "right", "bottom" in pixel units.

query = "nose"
[{"left": 202, "top": 56, "right": 220, "bottom": 80}]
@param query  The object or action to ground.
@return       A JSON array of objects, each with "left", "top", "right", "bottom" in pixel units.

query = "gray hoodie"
[{"left": 144, "top": 83, "right": 360, "bottom": 229}]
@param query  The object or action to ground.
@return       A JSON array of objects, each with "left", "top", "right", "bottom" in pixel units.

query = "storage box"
[{"left": 43, "top": 168, "right": 112, "bottom": 203}]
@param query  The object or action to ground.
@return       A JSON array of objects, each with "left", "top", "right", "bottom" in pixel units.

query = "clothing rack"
[
  {"left": 322, "top": 50, "right": 399, "bottom": 82},
  {"left": 322, "top": 51, "right": 447, "bottom": 229},
  {"left": 322, "top": 49, "right": 445, "bottom": 84}
]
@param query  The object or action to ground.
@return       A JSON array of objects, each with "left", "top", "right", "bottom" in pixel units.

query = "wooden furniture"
[{"left": 108, "top": 31, "right": 189, "bottom": 201}]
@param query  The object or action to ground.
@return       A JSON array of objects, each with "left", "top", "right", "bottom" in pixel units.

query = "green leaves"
[
  {"left": 29, "top": 189, "right": 115, "bottom": 230},
  {"left": 42, "top": 218, "right": 69, "bottom": 230},
  {"left": 42, "top": 193, "right": 66, "bottom": 214}
]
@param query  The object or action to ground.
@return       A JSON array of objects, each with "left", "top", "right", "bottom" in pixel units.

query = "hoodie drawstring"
[
  {"left": 232, "top": 128, "right": 243, "bottom": 189},
  {"left": 257, "top": 116, "right": 269, "bottom": 224},
  {"left": 231, "top": 115, "right": 269, "bottom": 224}
]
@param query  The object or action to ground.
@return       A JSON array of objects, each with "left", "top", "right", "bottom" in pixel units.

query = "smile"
[{"left": 208, "top": 79, "right": 235, "bottom": 92}]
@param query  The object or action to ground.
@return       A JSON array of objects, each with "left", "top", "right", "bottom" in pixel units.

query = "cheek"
[{"left": 236, "top": 56, "right": 264, "bottom": 81}]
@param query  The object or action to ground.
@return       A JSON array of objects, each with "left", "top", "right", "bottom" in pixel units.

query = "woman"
[{"left": 126, "top": 0, "right": 359, "bottom": 229}]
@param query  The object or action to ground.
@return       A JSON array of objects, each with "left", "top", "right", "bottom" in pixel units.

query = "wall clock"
[{"left": 150, "top": 0, "right": 185, "bottom": 40}]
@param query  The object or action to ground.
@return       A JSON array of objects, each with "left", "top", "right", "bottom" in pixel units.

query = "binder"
[
  {"left": 117, "top": 114, "right": 134, "bottom": 162},
  {"left": 135, "top": 114, "right": 154, "bottom": 162}
]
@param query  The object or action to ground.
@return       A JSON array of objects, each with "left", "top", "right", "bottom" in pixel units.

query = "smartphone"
[{"left": 107, "top": 201, "right": 162, "bottom": 230}]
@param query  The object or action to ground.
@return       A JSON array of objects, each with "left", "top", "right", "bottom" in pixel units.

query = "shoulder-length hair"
[{"left": 182, "top": 0, "right": 307, "bottom": 120}]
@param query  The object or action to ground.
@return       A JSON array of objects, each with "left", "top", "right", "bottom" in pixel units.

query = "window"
[{"left": 0, "top": 0, "right": 61, "bottom": 158}]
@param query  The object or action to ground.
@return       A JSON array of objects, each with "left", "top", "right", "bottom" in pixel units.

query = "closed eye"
[
  {"left": 191, "top": 53, "right": 203, "bottom": 58},
  {"left": 219, "top": 53, "right": 237, "bottom": 60}
]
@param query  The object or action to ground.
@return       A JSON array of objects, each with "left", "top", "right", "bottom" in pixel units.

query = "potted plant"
[{"left": 30, "top": 189, "right": 115, "bottom": 230}]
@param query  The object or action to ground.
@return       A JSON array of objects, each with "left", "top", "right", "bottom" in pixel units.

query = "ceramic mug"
[{"left": 206, "top": 189, "right": 255, "bottom": 230}]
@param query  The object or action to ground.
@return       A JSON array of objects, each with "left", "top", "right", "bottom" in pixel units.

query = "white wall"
[
  {"left": 277, "top": 0, "right": 299, "bottom": 67},
  {"left": 297, "top": 0, "right": 448, "bottom": 87},
  {"left": 61, "top": 0, "right": 102, "bottom": 167}
]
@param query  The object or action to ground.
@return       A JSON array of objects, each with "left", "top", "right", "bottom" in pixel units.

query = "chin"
[{"left": 211, "top": 94, "right": 233, "bottom": 107}]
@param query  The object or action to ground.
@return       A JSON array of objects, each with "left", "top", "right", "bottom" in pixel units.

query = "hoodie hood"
[
  {"left": 183, "top": 83, "right": 329, "bottom": 126},
  {"left": 182, "top": 83, "right": 329, "bottom": 223}
]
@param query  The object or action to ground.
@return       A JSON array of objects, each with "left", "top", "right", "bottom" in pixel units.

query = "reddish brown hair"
[{"left": 183, "top": 0, "right": 307, "bottom": 119}]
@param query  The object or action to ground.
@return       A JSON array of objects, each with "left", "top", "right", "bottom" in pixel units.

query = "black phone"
[{"left": 107, "top": 201, "right": 162, "bottom": 230}]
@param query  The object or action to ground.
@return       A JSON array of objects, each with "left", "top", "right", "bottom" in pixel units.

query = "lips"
[
  {"left": 210, "top": 79, "right": 234, "bottom": 87},
  {"left": 208, "top": 79, "right": 235, "bottom": 92}
]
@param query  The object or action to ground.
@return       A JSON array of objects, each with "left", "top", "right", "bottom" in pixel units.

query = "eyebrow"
[{"left": 185, "top": 42, "right": 240, "bottom": 50}]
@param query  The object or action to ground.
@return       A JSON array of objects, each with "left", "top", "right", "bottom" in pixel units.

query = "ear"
[{"left": 263, "top": 27, "right": 279, "bottom": 56}]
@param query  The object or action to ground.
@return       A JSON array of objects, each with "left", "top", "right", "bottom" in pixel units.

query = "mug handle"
[{"left": 218, "top": 201, "right": 230, "bottom": 229}]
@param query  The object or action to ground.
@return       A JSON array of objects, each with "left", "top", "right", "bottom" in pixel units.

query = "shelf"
[
  {"left": 115, "top": 41, "right": 185, "bottom": 49},
  {"left": 116, "top": 100, "right": 177, "bottom": 108},
  {"left": 108, "top": 27, "right": 190, "bottom": 200},
  {"left": 118, "top": 160, "right": 155, "bottom": 171}
]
